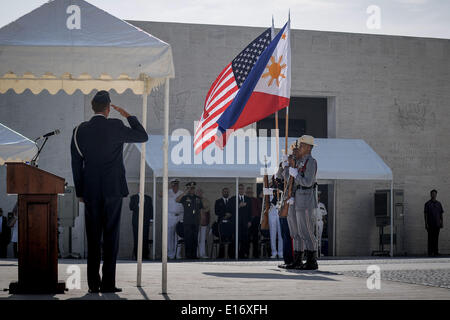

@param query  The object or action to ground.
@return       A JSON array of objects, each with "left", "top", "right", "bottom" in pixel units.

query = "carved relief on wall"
[
  {"left": 395, "top": 97, "right": 436, "bottom": 133},
  {"left": 151, "top": 89, "right": 191, "bottom": 126}
]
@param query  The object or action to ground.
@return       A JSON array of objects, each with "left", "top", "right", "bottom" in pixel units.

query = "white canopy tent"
[
  {"left": 136, "top": 135, "right": 394, "bottom": 290},
  {"left": 0, "top": 123, "right": 38, "bottom": 165},
  {"left": 139, "top": 136, "right": 392, "bottom": 180},
  {"left": 0, "top": 0, "right": 174, "bottom": 291}
]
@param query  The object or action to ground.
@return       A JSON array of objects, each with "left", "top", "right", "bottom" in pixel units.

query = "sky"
[{"left": 0, "top": 0, "right": 449, "bottom": 39}]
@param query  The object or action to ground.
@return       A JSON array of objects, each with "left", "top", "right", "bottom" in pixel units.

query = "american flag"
[{"left": 194, "top": 28, "right": 272, "bottom": 154}]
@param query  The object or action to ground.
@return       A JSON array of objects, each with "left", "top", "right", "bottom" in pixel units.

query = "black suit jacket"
[
  {"left": 0, "top": 216, "right": 11, "bottom": 244},
  {"left": 71, "top": 115, "right": 148, "bottom": 199},
  {"left": 215, "top": 198, "right": 234, "bottom": 223},
  {"left": 229, "top": 195, "right": 252, "bottom": 227},
  {"left": 129, "top": 194, "right": 153, "bottom": 221}
]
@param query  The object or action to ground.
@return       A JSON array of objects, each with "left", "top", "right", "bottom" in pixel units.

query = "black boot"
[
  {"left": 278, "top": 254, "right": 294, "bottom": 269},
  {"left": 303, "top": 250, "right": 318, "bottom": 270},
  {"left": 284, "top": 251, "right": 304, "bottom": 269}
]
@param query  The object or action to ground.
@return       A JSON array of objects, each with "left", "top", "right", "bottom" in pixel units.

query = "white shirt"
[
  {"left": 316, "top": 202, "right": 328, "bottom": 221},
  {"left": 168, "top": 189, "right": 184, "bottom": 215},
  {"left": 223, "top": 197, "right": 229, "bottom": 205},
  {"left": 11, "top": 220, "right": 18, "bottom": 243}
]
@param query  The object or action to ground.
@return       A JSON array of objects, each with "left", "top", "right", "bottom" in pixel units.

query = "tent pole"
[
  {"left": 235, "top": 177, "right": 239, "bottom": 261},
  {"left": 162, "top": 78, "right": 170, "bottom": 294},
  {"left": 333, "top": 180, "right": 337, "bottom": 256},
  {"left": 153, "top": 175, "right": 156, "bottom": 260},
  {"left": 137, "top": 81, "right": 149, "bottom": 287},
  {"left": 390, "top": 179, "right": 394, "bottom": 257}
]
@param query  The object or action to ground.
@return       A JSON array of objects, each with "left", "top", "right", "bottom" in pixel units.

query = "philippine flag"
[{"left": 215, "top": 19, "right": 291, "bottom": 148}]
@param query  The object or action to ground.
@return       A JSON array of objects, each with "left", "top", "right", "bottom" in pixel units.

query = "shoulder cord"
[{"left": 74, "top": 125, "right": 84, "bottom": 158}]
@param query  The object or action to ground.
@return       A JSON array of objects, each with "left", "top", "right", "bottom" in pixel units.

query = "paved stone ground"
[{"left": 0, "top": 257, "right": 449, "bottom": 300}]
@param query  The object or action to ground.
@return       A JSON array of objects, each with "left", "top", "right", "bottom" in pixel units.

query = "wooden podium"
[{"left": 6, "top": 163, "right": 66, "bottom": 294}]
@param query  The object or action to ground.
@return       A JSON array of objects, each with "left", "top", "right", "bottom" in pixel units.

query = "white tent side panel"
[{"left": 0, "top": 123, "right": 38, "bottom": 165}]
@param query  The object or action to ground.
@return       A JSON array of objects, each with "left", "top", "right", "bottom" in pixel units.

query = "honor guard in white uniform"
[
  {"left": 167, "top": 178, "right": 184, "bottom": 259},
  {"left": 268, "top": 190, "right": 283, "bottom": 259},
  {"left": 316, "top": 192, "right": 327, "bottom": 257},
  {"left": 289, "top": 135, "right": 319, "bottom": 270}
]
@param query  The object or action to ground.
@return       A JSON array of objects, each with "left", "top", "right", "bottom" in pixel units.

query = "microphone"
[{"left": 35, "top": 129, "right": 60, "bottom": 141}]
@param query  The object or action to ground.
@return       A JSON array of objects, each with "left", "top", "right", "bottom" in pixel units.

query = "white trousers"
[
  {"left": 269, "top": 207, "right": 283, "bottom": 256},
  {"left": 197, "top": 225, "right": 208, "bottom": 257},
  {"left": 168, "top": 215, "right": 181, "bottom": 259},
  {"left": 317, "top": 220, "right": 323, "bottom": 253}
]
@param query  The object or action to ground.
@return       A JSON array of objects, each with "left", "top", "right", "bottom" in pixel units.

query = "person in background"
[
  {"left": 229, "top": 184, "right": 252, "bottom": 259},
  {"left": 246, "top": 186, "right": 261, "bottom": 258},
  {"left": 196, "top": 188, "right": 210, "bottom": 259},
  {"left": 8, "top": 203, "right": 19, "bottom": 258},
  {"left": 176, "top": 182, "right": 203, "bottom": 259},
  {"left": 268, "top": 185, "right": 283, "bottom": 259},
  {"left": 0, "top": 208, "right": 11, "bottom": 258},
  {"left": 167, "top": 178, "right": 184, "bottom": 259},
  {"left": 316, "top": 192, "right": 327, "bottom": 257},
  {"left": 214, "top": 187, "right": 234, "bottom": 259},
  {"left": 424, "top": 189, "right": 444, "bottom": 257},
  {"left": 129, "top": 193, "right": 153, "bottom": 260}
]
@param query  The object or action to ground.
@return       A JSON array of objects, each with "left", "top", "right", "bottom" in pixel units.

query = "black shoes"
[
  {"left": 100, "top": 287, "right": 123, "bottom": 293},
  {"left": 89, "top": 285, "right": 122, "bottom": 293},
  {"left": 88, "top": 287, "right": 100, "bottom": 294},
  {"left": 284, "top": 251, "right": 304, "bottom": 270},
  {"left": 303, "top": 250, "right": 318, "bottom": 270},
  {"left": 280, "top": 251, "right": 318, "bottom": 270}
]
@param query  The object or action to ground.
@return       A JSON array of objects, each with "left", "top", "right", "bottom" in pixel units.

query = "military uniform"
[
  {"left": 179, "top": 190, "right": 203, "bottom": 259},
  {"left": 292, "top": 153, "right": 318, "bottom": 269},
  {"left": 316, "top": 201, "right": 327, "bottom": 256}
]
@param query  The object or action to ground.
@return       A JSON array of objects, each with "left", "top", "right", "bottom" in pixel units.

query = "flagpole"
[
  {"left": 284, "top": 106, "right": 289, "bottom": 191},
  {"left": 275, "top": 111, "right": 280, "bottom": 201},
  {"left": 275, "top": 111, "right": 279, "bottom": 166},
  {"left": 285, "top": 107, "right": 289, "bottom": 155}
]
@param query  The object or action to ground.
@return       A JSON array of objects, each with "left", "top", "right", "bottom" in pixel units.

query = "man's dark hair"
[
  {"left": 430, "top": 189, "right": 437, "bottom": 195},
  {"left": 91, "top": 100, "right": 109, "bottom": 113},
  {"left": 91, "top": 90, "right": 111, "bottom": 113},
  {"left": 239, "top": 184, "right": 244, "bottom": 187}
]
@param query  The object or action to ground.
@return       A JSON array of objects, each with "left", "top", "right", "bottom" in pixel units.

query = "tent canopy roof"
[
  {"left": 0, "top": 0, "right": 174, "bottom": 94},
  {"left": 0, "top": 123, "right": 38, "bottom": 165},
  {"left": 135, "top": 135, "right": 392, "bottom": 181}
]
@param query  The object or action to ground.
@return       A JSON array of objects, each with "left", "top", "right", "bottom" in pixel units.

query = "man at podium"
[{"left": 71, "top": 91, "right": 148, "bottom": 293}]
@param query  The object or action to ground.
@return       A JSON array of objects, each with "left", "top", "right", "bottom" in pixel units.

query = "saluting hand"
[{"left": 111, "top": 104, "right": 131, "bottom": 118}]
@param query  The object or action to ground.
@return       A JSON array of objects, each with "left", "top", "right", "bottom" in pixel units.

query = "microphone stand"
[{"left": 30, "top": 137, "right": 49, "bottom": 167}]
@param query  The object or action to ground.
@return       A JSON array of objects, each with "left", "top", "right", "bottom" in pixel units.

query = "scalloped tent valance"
[{"left": 0, "top": 72, "right": 166, "bottom": 95}]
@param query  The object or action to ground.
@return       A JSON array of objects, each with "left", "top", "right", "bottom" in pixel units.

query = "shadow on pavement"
[
  {"left": 202, "top": 272, "right": 339, "bottom": 281},
  {"left": 67, "top": 292, "right": 127, "bottom": 300},
  {"left": 138, "top": 287, "right": 150, "bottom": 300},
  {"left": 161, "top": 293, "right": 171, "bottom": 300}
]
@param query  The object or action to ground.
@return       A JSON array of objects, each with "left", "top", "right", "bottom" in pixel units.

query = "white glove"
[
  {"left": 282, "top": 155, "right": 288, "bottom": 162},
  {"left": 282, "top": 161, "right": 289, "bottom": 168},
  {"left": 287, "top": 197, "right": 294, "bottom": 205},
  {"left": 263, "top": 187, "right": 273, "bottom": 195},
  {"left": 289, "top": 167, "right": 298, "bottom": 178}
]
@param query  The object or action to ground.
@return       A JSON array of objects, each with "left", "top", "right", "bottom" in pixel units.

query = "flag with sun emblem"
[
  {"left": 194, "top": 27, "right": 273, "bottom": 154},
  {"left": 215, "top": 19, "right": 291, "bottom": 148}
]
